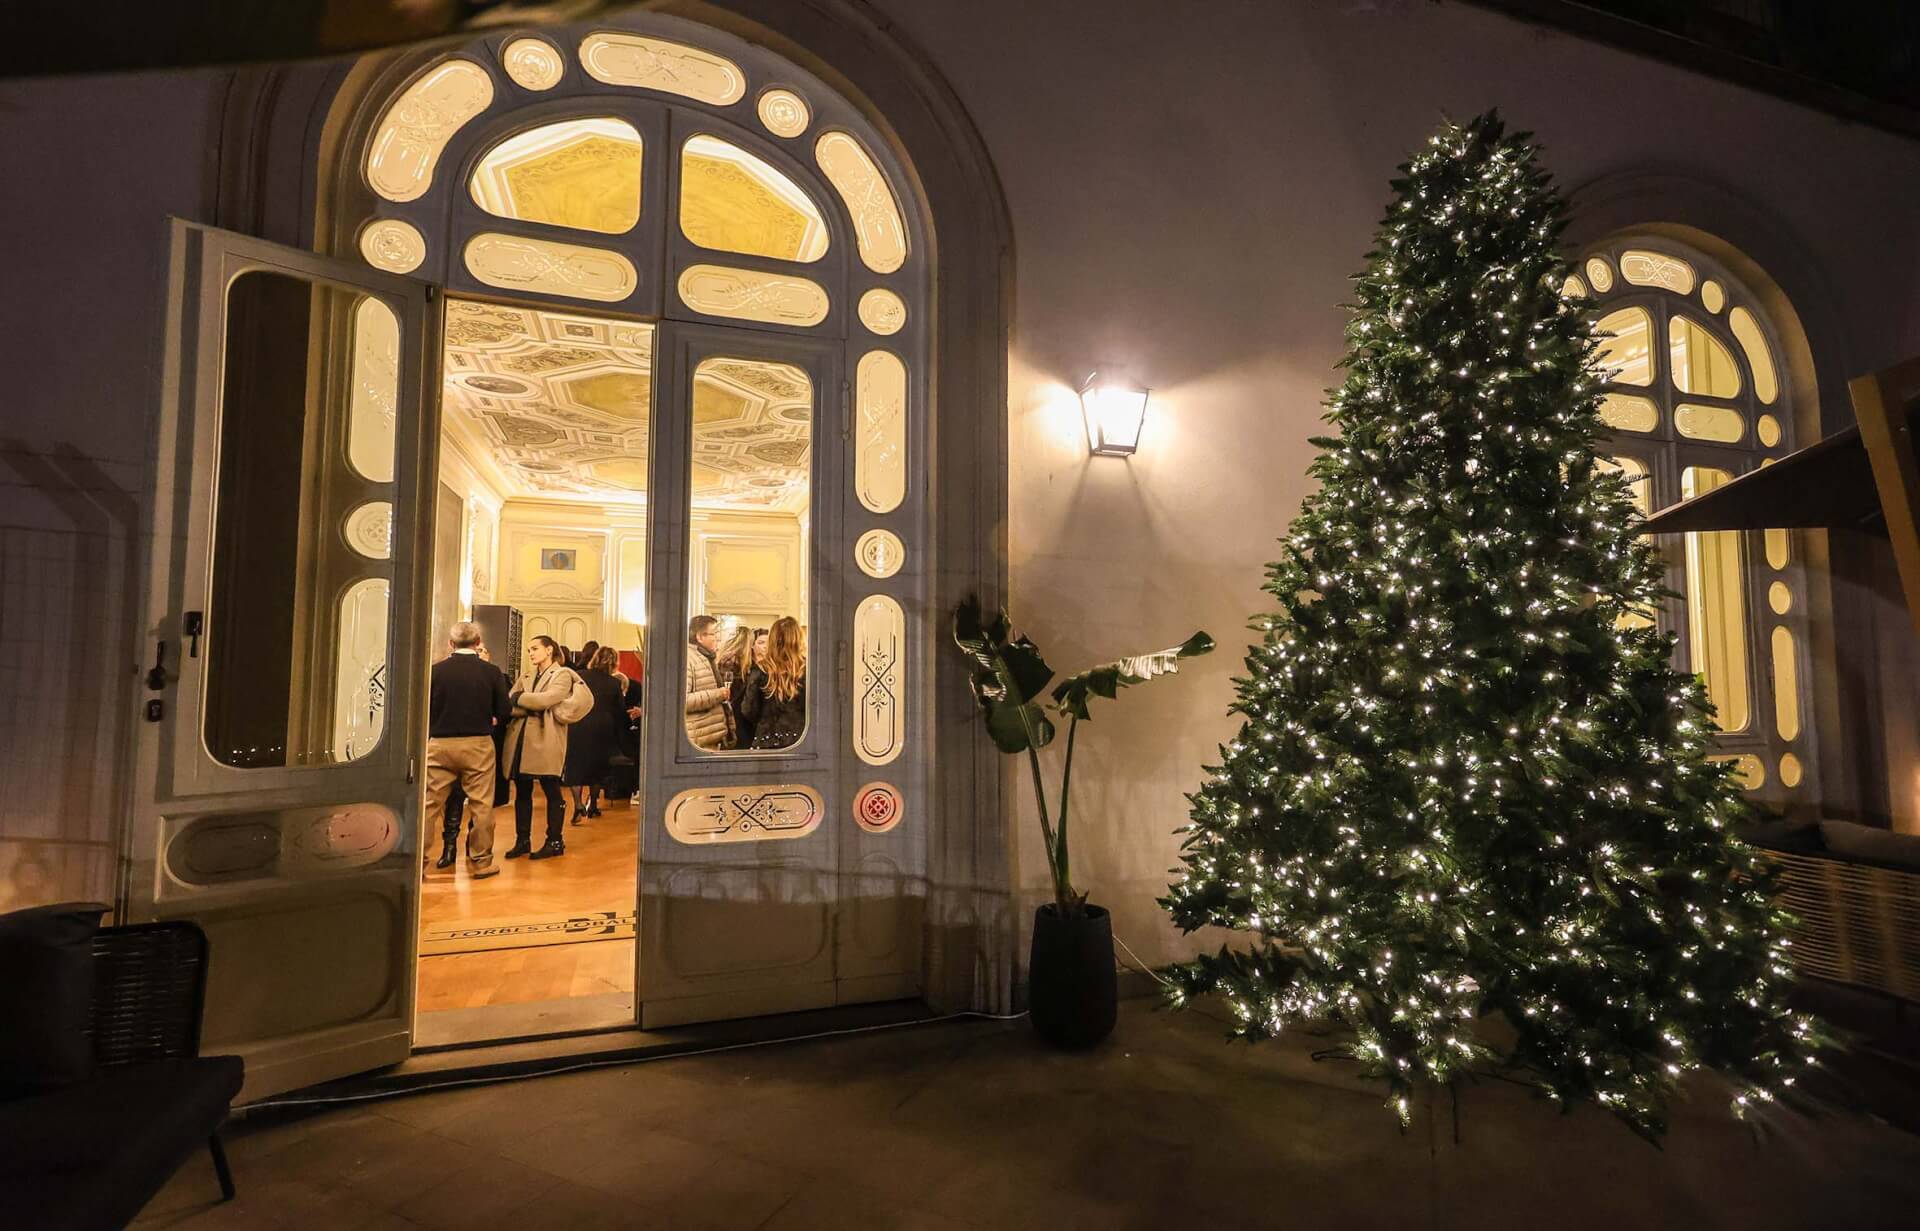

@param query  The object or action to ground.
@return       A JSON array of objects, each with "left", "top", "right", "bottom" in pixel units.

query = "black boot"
[
  {"left": 434, "top": 843, "right": 457, "bottom": 870},
  {"left": 528, "top": 838, "right": 566, "bottom": 860},
  {"left": 503, "top": 839, "right": 533, "bottom": 859}
]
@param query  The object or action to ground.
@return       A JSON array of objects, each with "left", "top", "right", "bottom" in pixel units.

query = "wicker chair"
[
  {"left": 1766, "top": 848, "right": 1920, "bottom": 1004},
  {"left": 87, "top": 921, "right": 236, "bottom": 1199},
  {"left": 0, "top": 911, "right": 243, "bottom": 1231}
]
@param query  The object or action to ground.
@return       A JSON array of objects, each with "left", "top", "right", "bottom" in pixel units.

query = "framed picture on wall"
[{"left": 540, "top": 548, "right": 576, "bottom": 571}]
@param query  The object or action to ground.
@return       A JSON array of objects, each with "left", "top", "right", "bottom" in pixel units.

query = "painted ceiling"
[
  {"left": 465, "top": 117, "right": 829, "bottom": 262},
  {"left": 441, "top": 298, "right": 812, "bottom": 511},
  {"left": 469, "top": 116, "right": 644, "bottom": 235}
]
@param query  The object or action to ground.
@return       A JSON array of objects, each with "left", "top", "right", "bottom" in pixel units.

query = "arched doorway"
[
  {"left": 330, "top": 11, "right": 935, "bottom": 1041},
  {"left": 129, "top": 5, "right": 1011, "bottom": 1101}
]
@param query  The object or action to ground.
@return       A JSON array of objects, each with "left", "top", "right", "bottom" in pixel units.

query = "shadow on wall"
[{"left": 0, "top": 441, "right": 142, "bottom": 911}]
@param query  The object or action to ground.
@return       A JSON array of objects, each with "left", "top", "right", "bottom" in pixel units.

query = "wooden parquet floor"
[{"left": 416, "top": 796, "right": 638, "bottom": 1014}]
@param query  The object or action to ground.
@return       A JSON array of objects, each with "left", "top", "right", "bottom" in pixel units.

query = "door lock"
[{"left": 183, "top": 611, "right": 203, "bottom": 658}]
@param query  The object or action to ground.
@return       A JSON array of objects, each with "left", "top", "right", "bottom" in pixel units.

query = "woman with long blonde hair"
[
  {"left": 738, "top": 616, "right": 806, "bottom": 749},
  {"left": 717, "top": 624, "right": 757, "bottom": 748}
]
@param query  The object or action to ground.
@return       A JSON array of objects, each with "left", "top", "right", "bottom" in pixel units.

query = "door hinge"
[{"left": 407, "top": 757, "right": 418, "bottom": 785}]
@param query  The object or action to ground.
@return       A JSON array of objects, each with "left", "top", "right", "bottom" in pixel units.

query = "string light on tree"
[{"left": 1160, "top": 112, "right": 1825, "bottom": 1142}]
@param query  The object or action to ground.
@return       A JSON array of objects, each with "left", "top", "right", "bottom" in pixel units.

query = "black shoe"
[
  {"left": 528, "top": 839, "right": 566, "bottom": 860},
  {"left": 503, "top": 841, "right": 533, "bottom": 859},
  {"left": 434, "top": 845, "right": 457, "bottom": 870},
  {"left": 587, "top": 803, "right": 601, "bottom": 818},
  {"left": 569, "top": 806, "right": 585, "bottom": 826}
]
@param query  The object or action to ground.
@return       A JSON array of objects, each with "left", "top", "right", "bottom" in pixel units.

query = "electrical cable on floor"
[
  {"left": 1112, "top": 932, "right": 1174, "bottom": 989},
  {"left": 241, "top": 1008, "right": 1028, "bottom": 1115},
  {"left": 1112, "top": 930, "right": 1246, "bottom": 1028}
]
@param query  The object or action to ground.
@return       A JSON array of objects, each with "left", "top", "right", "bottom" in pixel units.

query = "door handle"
[
  {"left": 183, "top": 611, "right": 203, "bottom": 658},
  {"left": 146, "top": 640, "right": 169, "bottom": 691}
]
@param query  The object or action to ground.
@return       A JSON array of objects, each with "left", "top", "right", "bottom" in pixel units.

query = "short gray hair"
[{"left": 448, "top": 620, "right": 483, "bottom": 649}]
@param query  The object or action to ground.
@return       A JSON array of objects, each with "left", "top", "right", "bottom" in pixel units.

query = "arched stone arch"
[{"left": 198, "top": 1, "right": 1019, "bottom": 1014}]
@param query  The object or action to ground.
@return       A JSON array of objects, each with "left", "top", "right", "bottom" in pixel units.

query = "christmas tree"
[{"left": 1162, "top": 112, "right": 1822, "bottom": 1140}]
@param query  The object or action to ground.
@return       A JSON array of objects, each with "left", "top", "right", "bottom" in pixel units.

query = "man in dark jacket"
[{"left": 425, "top": 620, "right": 512, "bottom": 878}]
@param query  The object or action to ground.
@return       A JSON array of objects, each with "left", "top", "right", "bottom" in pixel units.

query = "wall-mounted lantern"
[{"left": 1079, "top": 369, "right": 1150, "bottom": 457}]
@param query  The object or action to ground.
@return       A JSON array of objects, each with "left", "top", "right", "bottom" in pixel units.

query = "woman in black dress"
[
  {"left": 738, "top": 617, "right": 806, "bottom": 750},
  {"left": 564, "top": 646, "right": 627, "bottom": 820}
]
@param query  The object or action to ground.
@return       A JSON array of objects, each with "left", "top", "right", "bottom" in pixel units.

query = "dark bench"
[{"left": 0, "top": 904, "right": 243, "bottom": 1230}]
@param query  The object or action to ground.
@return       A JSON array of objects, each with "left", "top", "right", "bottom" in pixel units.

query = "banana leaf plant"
[{"left": 952, "top": 595, "right": 1214, "bottom": 917}]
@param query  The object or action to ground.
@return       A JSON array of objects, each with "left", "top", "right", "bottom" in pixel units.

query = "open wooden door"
[{"left": 128, "top": 220, "right": 437, "bottom": 1100}]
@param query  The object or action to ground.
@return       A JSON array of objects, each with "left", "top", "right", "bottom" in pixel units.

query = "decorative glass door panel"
[
  {"left": 132, "top": 221, "right": 434, "bottom": 1099},
  {"left": 640, "top": 324, "right": 843, "bottom": 1026}
]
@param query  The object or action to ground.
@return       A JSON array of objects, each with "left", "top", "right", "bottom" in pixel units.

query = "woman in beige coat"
[{"left": 504, "top": 635, "right": 576, "bottom": 860}]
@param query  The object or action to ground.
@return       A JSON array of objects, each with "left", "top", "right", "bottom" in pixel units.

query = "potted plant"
[{"left": 952, "top": 596, "right": 1213, "bottom": 1048}]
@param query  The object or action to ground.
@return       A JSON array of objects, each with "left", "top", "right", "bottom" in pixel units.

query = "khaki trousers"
[{"left": 424, "top": 736, "right": 497, "bottom": 867}]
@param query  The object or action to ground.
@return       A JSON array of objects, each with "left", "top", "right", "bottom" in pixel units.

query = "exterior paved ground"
[{"left": 135, "top": 999, "right": 1920, "bottom": 1230}]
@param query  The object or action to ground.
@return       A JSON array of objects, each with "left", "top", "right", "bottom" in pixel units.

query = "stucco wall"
[
  {"left": 866, "top": 0, "right": 1920, "bottom": 963},
  {"left": 0, "top": 71, "right": 223, "bottom": 909}
]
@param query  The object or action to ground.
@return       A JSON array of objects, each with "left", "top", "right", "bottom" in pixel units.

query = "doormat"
[{"left": 420, "top": 910, "right": 636, "bottom": 955}]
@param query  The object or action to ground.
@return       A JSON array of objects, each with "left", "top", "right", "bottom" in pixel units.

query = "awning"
[
  {"left": 1636, "top": 357, "right": 1920, "bottom": 640},
  {"left": 1638, "top": 424, "right": 1886, "bottom": 535}
]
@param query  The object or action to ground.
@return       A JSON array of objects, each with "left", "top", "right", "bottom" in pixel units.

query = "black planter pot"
[{"left": 1027, "top": 903, "right": 1118, "bottom": 1049}]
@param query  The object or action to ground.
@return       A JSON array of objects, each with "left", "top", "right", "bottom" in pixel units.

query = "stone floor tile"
[
  {"left": 471, "top": 1176, "right": 707, "bottom": 1231},
  {"left": 134, "top": 1175, "right": 418, "bottom": 1230},
  {"left": 759, "top": 1177, "right": 985, "bottom": 1231},
  {"left": 571, "top": 1125, "right": 808, "bottom": 1227},
  {"left": 390, "top": 1148, "right": 562, "bottom": 1230}
]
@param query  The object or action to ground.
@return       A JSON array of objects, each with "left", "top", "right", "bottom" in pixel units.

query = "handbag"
[{"left": 552, "top": 668, "right": 595, "bottom": 725}]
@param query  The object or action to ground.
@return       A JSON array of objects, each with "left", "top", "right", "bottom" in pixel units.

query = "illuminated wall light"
[{"left": 1079, "top": 369, "right": 1151, "bottom": 457}]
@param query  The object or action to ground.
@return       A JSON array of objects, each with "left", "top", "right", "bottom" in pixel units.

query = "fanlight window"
[
  {"left": 679, "top": 135, "right": 830, "bottom": 262},
  {"left": 468, "top": 117, "right": 644, "bottom": 234},
  {"left": 1583, "top": 241, "right": 1805, "bottom": 801}
]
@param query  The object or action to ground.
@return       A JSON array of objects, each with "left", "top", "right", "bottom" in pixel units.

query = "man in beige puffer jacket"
[{"left": 685, "top": 615, "right": 733, "bottom": 750}]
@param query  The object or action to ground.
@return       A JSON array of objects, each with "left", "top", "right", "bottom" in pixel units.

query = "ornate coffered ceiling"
[
  {"left": 441, "top": 298, "right": 811, "bottom": 511},
  {"left": 469, "top": 116, "right": 644, "bottom": 235}
]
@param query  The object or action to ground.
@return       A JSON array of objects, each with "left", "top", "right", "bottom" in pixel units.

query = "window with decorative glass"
[{"left": 1571, "top": 242, "right": 1807, "bottom": 800}]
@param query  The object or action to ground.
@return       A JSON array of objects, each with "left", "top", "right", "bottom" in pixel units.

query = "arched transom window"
[{"left": 1573, "top": 241, "right": 1809, "bottom": 803}]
